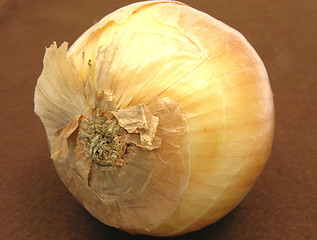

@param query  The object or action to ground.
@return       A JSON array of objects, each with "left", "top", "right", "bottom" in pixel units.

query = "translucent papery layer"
[
  {"left": 50, "top": 97, "right": 190, "bottom": 233},
  {"left": 34, "top": 43, "right": 88, "bottom": 145}
]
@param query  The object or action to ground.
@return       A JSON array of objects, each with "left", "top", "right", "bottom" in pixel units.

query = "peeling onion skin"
[{"left": 34, "top": 0, "right": 274, "bottom": 237}]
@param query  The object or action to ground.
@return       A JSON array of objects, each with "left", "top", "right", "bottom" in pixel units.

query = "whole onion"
[{"left": 34, "top": 0, "right": 274, "bottom": 236}]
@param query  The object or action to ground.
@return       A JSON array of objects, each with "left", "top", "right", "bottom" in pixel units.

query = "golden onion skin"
[{"left": 35, "top": 1, "right": 274, "bottom": 236}]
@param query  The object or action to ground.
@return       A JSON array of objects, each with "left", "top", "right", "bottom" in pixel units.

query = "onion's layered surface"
[{"left": 34, "top": 1, "right": 274, "bottom": 236}]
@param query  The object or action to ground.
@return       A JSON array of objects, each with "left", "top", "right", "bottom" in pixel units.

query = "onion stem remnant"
[{"left": 79, "top": 112, "right": 126, "bottom": 168}]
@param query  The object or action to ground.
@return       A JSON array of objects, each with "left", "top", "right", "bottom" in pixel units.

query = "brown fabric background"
[{"left": 0, "top": 0, "right": 316, "bottom": 239}]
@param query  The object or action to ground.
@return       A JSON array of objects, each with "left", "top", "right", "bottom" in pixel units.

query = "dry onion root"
[{"left": 34, "top": 0, "right": 274, "bottom": 236}]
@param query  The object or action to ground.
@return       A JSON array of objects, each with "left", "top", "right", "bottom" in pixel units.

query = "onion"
[{"left": 34, "top": 0, "right": 274, "bottom": 236}]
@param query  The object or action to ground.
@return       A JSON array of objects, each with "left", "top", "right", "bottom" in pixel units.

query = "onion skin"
[{"left": 34, "top": 0, "right": 274, "bottom": 237}]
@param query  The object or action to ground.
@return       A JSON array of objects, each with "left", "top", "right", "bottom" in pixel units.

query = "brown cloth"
[{"left": 0, "top": 0, "right": 316, "bottom": 239}]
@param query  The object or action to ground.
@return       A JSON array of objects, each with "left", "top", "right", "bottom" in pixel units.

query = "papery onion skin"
[{"left": 34, "top": 0, "right": 274, "bottom": 237}]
